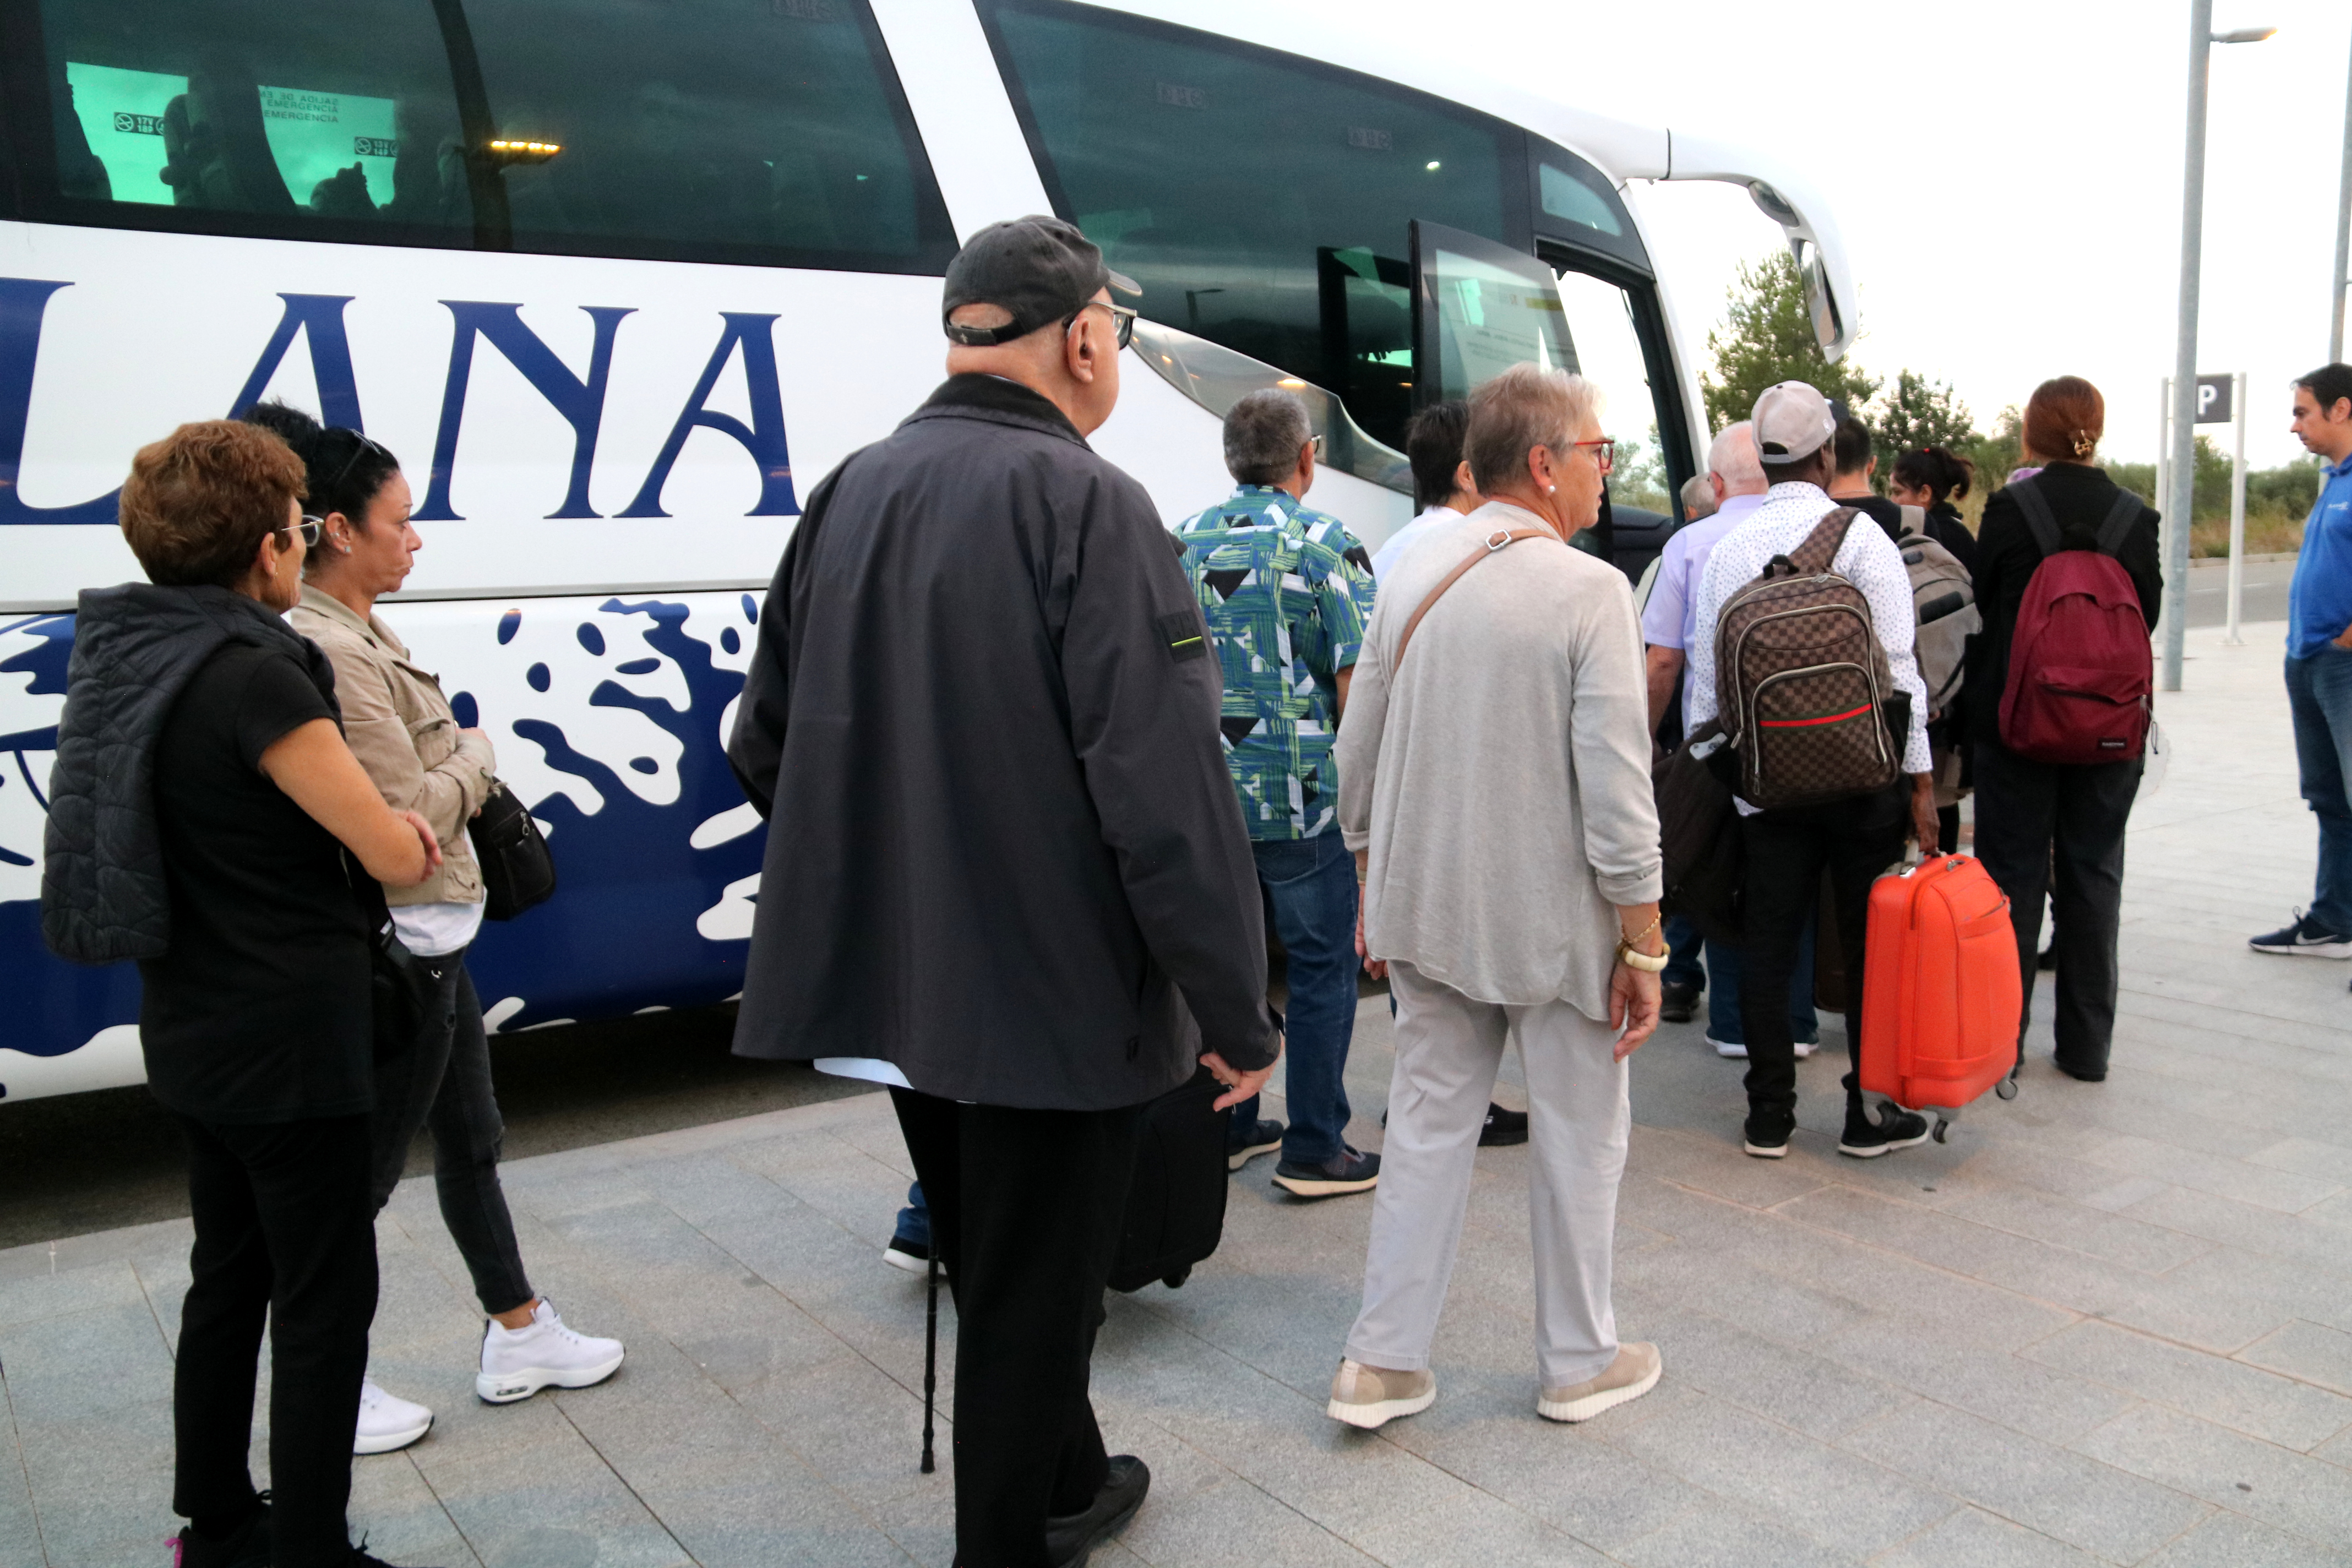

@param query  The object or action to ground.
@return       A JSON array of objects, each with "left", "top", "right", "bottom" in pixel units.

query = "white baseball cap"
[{"left": 1751, "top": 381, "right": 1836, "bottom": 461}]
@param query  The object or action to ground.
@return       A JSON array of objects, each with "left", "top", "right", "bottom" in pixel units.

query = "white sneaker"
[
  {"left": 355, "top": 1374, "right": 432, "bottom": 1455},
  {"left": 1708, "top": 1036, "right": 1747, "bottom": 1059},
  {"left": 477, "top": 1298, "right": 625, "bottom": 1404}
]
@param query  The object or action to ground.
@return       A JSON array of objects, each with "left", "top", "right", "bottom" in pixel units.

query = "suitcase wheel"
[
  {"left": 1931, "top": 1117, "right": 1951, "bottom": 1145},
  {"left": 1995, "top": 1076, "right": 2019, "bottom": 1102},
  {"left": 1162, "top": 1267, "right": 1191, "bottom": 1290}
]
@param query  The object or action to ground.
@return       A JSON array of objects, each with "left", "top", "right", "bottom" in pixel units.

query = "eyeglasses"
[
  {"left": 1067, "top": 301, "right": 1138, "bottom": 350},
  {"left": 1569, "top": 438, "right": 1616, "bottom": 475},
  {"left": 325, "top": 429, "right": 390, "bottom": 498},
  {"left": 276, "top": 514, "right": 323, "bottom": 548}
]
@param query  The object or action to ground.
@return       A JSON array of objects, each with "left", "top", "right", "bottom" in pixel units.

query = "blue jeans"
[
  {"left": 893, "top": 1182, "right": 929, "bottom": 1248},
  {"left": 2287, "top": 648, "right": 2352, "bottom": 934},
  {"left": 1228, "top": 830, "right": 1358, "bottom": 1166},
  {"left": 1662, "top": 914, "right": 1706, "bottom": 989},
  {"left": 1703, "top": 917, "right": 1820, "bottom": 1047}
]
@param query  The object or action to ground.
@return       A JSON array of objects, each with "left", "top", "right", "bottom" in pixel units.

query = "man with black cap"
[
  {"left": 1686, "top": 381, "right": 1939, "bottom": 1163},
  {"left": 726, "top": 216, "right": 1282, "bottom": 1566}
]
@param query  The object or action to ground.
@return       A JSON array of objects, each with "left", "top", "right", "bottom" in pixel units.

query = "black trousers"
[
  {"left": 175, "top": 1114, "right": 377, "bottom": 1567},
  {"left": 368, "top": 951, "right": 534, "bottom": 1314},
  {"left": 1972, "top": 741, "right": 2142, "bottom": 1076},
  {"left": 889, "top": 1087, "right": 1143, "bottom": 1568},
  {"left": 1739, "top": 790, "right": 1907, "bottom": 1131}
]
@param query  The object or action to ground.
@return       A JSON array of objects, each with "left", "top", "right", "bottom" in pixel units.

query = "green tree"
[
  {"left": 1701, "top": 251, "right": 1879, "bottom": 433},
  {"left": 1873, "top": 371, "right": 1976, "bottom": 475}
]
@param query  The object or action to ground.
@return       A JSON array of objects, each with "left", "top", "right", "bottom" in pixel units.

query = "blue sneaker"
[
  {"left": 1227, "top": 1117, "right": 1284, "bottom": 1171},
  {"left": 2249, "top": 910, "right": 2352, "bottom": 958},
  {"left": 1272, "top": 1147, "right": 1379, "bottom": 1199},
  {"left": 884, "top": 1182, "right": 930, "bottom": 1275}
]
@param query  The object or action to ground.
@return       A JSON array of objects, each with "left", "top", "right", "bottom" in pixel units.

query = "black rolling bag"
[{"left": 1108, "top": 1064, "right": 1232, "bottom": 1292}]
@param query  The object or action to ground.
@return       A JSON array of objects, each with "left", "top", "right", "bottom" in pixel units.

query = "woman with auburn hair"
[
  {"left": 1963, "top": 376, "right": 2163, "bottom": 1083},
  {"left": 42, "top": 421, "right": 444, "bottom": 1568}
]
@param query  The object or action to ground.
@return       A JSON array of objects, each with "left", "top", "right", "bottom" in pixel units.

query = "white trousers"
[{"left": 1344, "top": 960, "right": 1631, "bottom": 1387}]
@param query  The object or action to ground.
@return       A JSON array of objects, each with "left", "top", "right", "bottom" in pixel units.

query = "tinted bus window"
[
  {"left": 983, "top": 1, "right": 1516, "bottom": 450},
  {"left": 12, "top": 0, "right": 955, "bottom": 273}
]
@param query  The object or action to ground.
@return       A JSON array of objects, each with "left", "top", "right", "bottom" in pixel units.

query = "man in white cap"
[{"left": 1686, "top": 382, "right": 1939, "bottom": 1161}]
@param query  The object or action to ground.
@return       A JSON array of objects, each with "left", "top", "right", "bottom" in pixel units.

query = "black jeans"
[
  {"left": 175, "top": 1114, "right": 377, "bottom": 1567},
  {"left": 1972, "top": 741, "right": 2142, "bottom": 1076},
  {"left": 1739, "top": 789, "right": 1907, "bottom": 1132},
  {"left": 367, "top": 950, "right": 533, "bottom": 1315},
  {"left": 889, "top": 1087, "right": 1144, "bottom": 1568}
]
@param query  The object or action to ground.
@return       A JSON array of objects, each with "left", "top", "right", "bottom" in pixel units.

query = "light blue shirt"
[
  {"left": 1637, "top": 492, "right": 1765, "bottom": 728},
  {"left": 2288, "top": 452, "right": 2352, "bottom": 658}
]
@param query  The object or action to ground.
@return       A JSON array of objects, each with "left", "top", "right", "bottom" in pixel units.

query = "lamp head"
[{"left": 2211, "top": 26, "right": 2278, "bottom": 43}]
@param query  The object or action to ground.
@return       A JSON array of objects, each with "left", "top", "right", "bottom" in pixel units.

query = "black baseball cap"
[{"left": 941, "top": 215, "right": 1140, "bottom": 346}]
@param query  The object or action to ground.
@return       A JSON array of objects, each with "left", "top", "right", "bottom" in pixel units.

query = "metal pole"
[
  {"left": 2225, "top": 369, "right": 2247, "bottom": 645},
  {"left": 2156, "top": 377, "right": 2173, "bottom": 556},
  {"left": 2164, "top": 0, "right": 2214, "bottom": 693},
  {"left": 2334, "top": 20, "right": 2352, "bottom": 363}
]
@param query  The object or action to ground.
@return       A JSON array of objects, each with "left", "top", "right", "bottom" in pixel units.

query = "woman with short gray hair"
[{"left": 1326, "top": 363, "right": 1667, "bottom": 1430}]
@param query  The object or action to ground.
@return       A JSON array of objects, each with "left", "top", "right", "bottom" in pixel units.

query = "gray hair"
[
  {"left": 1463, "top": 364, "right": 1600, "bottom": 494},
  {"left": 1679, "top": 472, "right": 1717, "bottom": 520},
  {"left": 1707, "top": 421, "right": 1763, "bottom": 489},
  {"left": 1222, "top": 390, "right": 1313, "bottom": 485}
]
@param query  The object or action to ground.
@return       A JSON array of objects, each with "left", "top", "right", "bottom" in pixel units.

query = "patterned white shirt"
[{"left": 1689, "top": 482, "right": 1933, "bottom": 809}]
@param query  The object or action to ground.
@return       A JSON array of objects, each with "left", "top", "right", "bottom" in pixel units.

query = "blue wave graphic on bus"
[{"left": 0, "top": 594, "right": 766, "bottom": 1095}]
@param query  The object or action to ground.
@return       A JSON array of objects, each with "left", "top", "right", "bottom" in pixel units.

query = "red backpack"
[{"left": 1997, "top": 479, "right": 2150, "bottom": 764}]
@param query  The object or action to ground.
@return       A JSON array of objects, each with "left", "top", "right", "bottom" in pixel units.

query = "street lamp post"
[
  {"left": 2163, "top": 6, "right": 2275, "bottom": 694},
  {"left": 2334, "top": 20, "right": 2352, "bottom": 362}
]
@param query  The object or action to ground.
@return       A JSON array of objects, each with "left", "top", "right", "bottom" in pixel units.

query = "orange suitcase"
[{"left": 1859, "top": 853, "right": 2023, "bottom": 1140}]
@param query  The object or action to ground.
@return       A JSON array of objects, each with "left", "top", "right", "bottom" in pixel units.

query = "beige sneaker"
[
  {"left": 1326, "top": 1358, "right": 1436, "bottom": 1429},
  {"left": 1537, "top": 1341, "right": 1662, "bottom": 1423}
]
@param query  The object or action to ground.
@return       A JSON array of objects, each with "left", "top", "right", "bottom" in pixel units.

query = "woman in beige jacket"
[{"left": 245, "top": 404, "right": 623, "bottom": 1456}]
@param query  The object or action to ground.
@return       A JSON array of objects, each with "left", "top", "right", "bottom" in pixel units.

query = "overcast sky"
[{"left": 1343, "top": 0, "right": 2351, "bottom": 471}]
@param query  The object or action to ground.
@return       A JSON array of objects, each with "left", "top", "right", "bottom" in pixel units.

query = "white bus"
[{"left": 0, "top": 0, "right": 1858, "bottom": 1102}]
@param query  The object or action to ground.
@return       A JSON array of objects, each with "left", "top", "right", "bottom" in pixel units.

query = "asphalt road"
[{"left": 2185, "top": 555, "right": 2293, "bottom": 628}]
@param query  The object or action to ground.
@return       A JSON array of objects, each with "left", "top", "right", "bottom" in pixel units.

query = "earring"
[{"left": 1545, "top": 483, "right": 1556, "bottom": 494}]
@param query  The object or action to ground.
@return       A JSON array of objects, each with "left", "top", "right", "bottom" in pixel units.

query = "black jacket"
[
  {"left": 726, "top": 374, "right": 1278, "bottom": 1109},
  {"left": 43, "top": 582, "right": 340, "bottom": 964},
  {"left": 1962, "top": 465, "right": 2162, "bottom": 747}
]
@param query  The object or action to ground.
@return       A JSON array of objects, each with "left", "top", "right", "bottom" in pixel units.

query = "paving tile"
[
  {"left": 349, "top": 1453, "right": 482, "bottom": 1567},
  {"left": 0, "top": 1259, "right": 144, "bottom": 1333},
  {"left": 1610, "top": 1390, "right": 1954, "bottom": 1557},
  {"left": 1843, "top": 1398, "right": 2211, "bottom": 1562},
  {"left": 1820, "top": 1320, "right": 2138, "bottom": 1448},
  {"left": 2073, "top": 1402, "right": 2352, "bottom": 1551},
  {"left": 2116, "top": 1183, "right": 2352, "bottom": 1287},
  {"left": 2237, "top": 1320, "right": 2352, "bottom": 1400},
  {"left": 2022, "top": 1320, "right": 2352, "bottom": 1453},
  {"left": 0, "top": 1299, "right": 173, "bottom": 1425},
  {"left": 1869, "top": 1505, "right": 2111, "bottom": 1568},
  {"left": 2245, "top": 1137, "right": 2352, "bottom": 1185},
  {"left": 2138, "top": 1511, "right": 2352, "bottom": 1567},
  {"left": 1632, "top": 1310, "right": 1909, "bottom": 1440},
  {"left": 1609, "top": 1493, "right": 1874, "bottom": 1568},
  {"left": 1110, "top": 1475, "right": 1377, "bottom": 1568},
  {"left": 1928, "top": 1178, "right": 2218, "bottom": 1274}
]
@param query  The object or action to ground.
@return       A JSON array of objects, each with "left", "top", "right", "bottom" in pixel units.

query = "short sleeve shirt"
[
  {"left": 138, "top": 643, "right": 377, "bottom": 1124},
  {"left": 1174, "top": 484, "right": 1376, "bottom": 840}
]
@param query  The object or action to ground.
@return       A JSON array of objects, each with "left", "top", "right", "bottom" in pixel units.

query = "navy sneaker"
[
  {"left": 1227, "top": 1117, "right": 1284, "bottom": 1171},
  {"left": 1272, "top": 1147, "right": 1380, "bottom": 1198},
  {"left": 882, "top": 1233, "right": 930, "bottom": 1275},
  {"left": 1839, "top": 1103, "right": 1932, "bottom": 1159},
  {"left": 1479, "top": 1105, "right": 1529, "bottom": 1147},
  {"left": 2249, "top": 910, "right": 2352, "bottom": 958}
]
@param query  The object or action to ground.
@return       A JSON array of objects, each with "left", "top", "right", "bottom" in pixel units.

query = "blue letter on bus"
[
  {"left": 618, "top": 313, "right": 796, "bottom": 518},
  {"left": 416, "top": 302, "right": 634, "bottom": 521},
  {"left": 0, "top": 279, "right": 117, "bottom": 525}
]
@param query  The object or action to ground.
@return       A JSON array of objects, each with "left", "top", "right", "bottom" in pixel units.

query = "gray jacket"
[
  {"left": 43, "top": 583, "right": 339, "bottom": 963},
  {"left": 727, "top": 374, "right": 1278, "bottom": 1110}
]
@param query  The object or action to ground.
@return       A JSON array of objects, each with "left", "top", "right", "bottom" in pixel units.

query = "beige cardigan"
[
  {"left": 1336, "top": 501, "right": 1663, "bottom": 1017},
  {"left": 290, "top": 585, "right": 496, "bottom": 907}
]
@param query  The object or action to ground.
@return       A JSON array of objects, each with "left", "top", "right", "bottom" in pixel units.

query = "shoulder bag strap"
[
  {"left": 2009, "top": 475, "right": 2064, "bottom": 558},
  {"left": 1393, "top": 526, "right": 1555, "bottom": 666},
  {"left": 1898, "top": 503, "right": 1927, "bottom": 540},
  {"left": 1783, "top": 507, "right": 1861, "bottom": 576},
  {"left": 2092, "top": 489, "right": 2144, "bottom": 557}
]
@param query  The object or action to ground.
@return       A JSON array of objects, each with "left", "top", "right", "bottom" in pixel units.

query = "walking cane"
[{"left": 921, "top": 1251, "right": 940, "bottom": 1473}]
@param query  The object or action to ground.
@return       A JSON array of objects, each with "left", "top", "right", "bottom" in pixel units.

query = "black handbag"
[
  {"left": 370, "top": 913, "right": 438, "bottom": 1063},
  {"left": 469, "top": 780, "right": 557, "bottom": 921},
  {"left": 1655, "top": 721, "right": 1745, "bottom": 947}
]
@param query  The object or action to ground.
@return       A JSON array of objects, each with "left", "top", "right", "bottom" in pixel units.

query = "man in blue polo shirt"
[{"left": 2253, "top": 364, "right": 2352, "bottom": 968}]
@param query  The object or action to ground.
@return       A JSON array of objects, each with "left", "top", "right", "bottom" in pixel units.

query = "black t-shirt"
[
  {"left": 1831, "top": 492, "right": 1906, "bottom": 542},
  {"left": 138, "top": 643, "right": 375, "bottom": 1123}
]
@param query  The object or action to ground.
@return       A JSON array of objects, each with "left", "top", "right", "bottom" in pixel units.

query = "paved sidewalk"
[{"left": 4, "top": 622, "right": 2350, "bottom": 1567}]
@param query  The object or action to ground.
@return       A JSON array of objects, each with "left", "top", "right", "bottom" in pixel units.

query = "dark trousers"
[
  {"left": 1972, "top": 741, "right": 2141, "bottom": 1076},
  {"left": 175, "top": 1114, "right": 377, "bottom": 1567},
  {"left": 1739, "top": 791, "right": 1907, "bottom": 1131},
  {"left": 367, "top": 950, "right": 533, "bottom": 1314},
  {"left": 1226, "top": 831, "right": 1355, "bottom": 1165},
  {"left": 889, "top": 1087, "right": 1144, "bottom": 1568}
]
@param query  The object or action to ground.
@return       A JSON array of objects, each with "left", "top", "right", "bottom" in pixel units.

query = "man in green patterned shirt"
[{"left": 1175, "top": 390, "right": 1380, "bottom": 1199}]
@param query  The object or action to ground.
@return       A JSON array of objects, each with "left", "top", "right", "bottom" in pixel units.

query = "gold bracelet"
[{"left": 1619, "top": 911, "right": 1662, "bottom": 950}]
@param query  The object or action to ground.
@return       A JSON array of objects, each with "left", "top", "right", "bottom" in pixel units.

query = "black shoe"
[
  {"left": 1839, "top": 1103, "right": 1932, "bottom": 1158},
  {"left": 2248, "top": 910, "right": 2352, "bottom": 957},
  {"left": 882, "top": 1233, "right": 931, "bottom": 1275},
  {"left": 1044, "top": 1454, "right": 1150, "bottom": 1567},
  {"left": 172, "top": 1497, "right": 270, "bottom": 1568},
  {"left": 1741, "top": 1112, "right": 1793, "bottom": 1159},
  {"left": 1659, "top": 979, "right": 1701, "bottom": 1023},
  {"left": 2052, "top": 1056, "right": 2108, "bottom": 1082},
  {"left": 1478, "top": 1104, "right": 1529, "bottom": 1147},
  {"left": 1227, "top": 1117, "right": 1284, "bottom": 1171},
  {"left": 2036, "top": 943, "right": 2058, "bottom": 971},
  {"left": 1272, "top": 1147, "right": 1380, "bottom": 1198}
]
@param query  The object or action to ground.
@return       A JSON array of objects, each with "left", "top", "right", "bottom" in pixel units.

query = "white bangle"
[{"left": 1616, "top": 942, "right": 1669, "bottom": 973}]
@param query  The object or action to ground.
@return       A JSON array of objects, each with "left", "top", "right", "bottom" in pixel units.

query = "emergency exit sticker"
[{"left": 259, "top": 86, "right": 399, "bottom": 210}]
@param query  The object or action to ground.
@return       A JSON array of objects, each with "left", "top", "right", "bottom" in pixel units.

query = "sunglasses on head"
[{"left": 325, "top": 429, "right": 391, "bottom": 498}]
